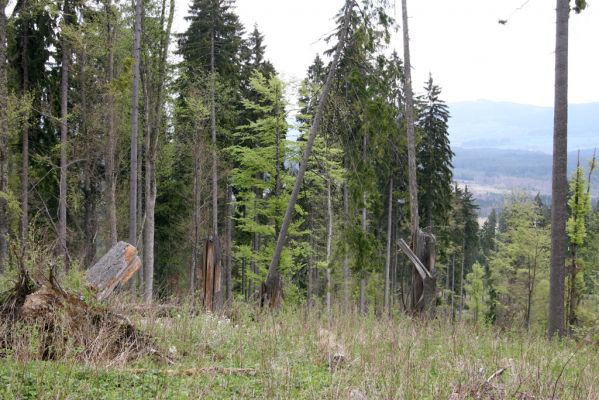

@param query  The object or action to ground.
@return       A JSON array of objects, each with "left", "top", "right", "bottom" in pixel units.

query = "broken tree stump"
[
  {"left": 398, "top": 229, "right": 437, "bottom": 316},
  {"left": 85, "top": 241, "right": 142, "bottom": 301},
  {"left": 201, "top": 235, "right": 223, "bottom": 312}
]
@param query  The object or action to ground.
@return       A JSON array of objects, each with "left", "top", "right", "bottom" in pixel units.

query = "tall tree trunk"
[
  {"left": 20, "top": 23, "right": 30, "bottom": 249},
  {"left": 263, "top": 0, "right": 352, "bottom": 308},
  {"left": 129, "top": 0, "right": 142, "bottom": 249},
  {"left": 326, "top": 175, "right": 333, "bottom": 314},
  {"left": 401, "top": 0, "right": 419, "bottom": 244},
  {"left": 548, "top": 0, "right": 569, "bottom": 339},
  {"left": 402, "top": 0, "right": 426, "bottom": 314},
  {"left": 0, "top": 0, "right": 8, "bottom": 272},
  {"left": 80, "top": 50, "right": 98, "bottom": 268},
  {"left": 210, "top": 27, "right": 218, "bottom": 237},
  {"left": 225, "top": 183, "right": 233, "bottom": 305},
  {"left": 143, "top": 80, "right": 154, "bottom": 303},
  {"left": 384, "top": 179, "right": 393, "bottom": 316},
  {"left": 105, "top": 0, "right": 117, "bottom": 246},
  {"left": 58, "top": 0, "right": 70, "bottom": 269},
  {"left": 190, "top": 146, "right": 203, "bottom": 298},
  {"left": 143, "top": 0, "right": 174, "bottom": 304}
]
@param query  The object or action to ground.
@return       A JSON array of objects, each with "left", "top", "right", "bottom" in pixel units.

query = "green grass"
[{"left": 1, "top": 304, "right": 598, "bottom": 399}]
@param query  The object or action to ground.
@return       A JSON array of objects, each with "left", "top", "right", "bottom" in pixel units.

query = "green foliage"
[
  {"left": 567, "top": 164, "right": 592, "bottom": 247},
  {"left": 465, "top": 263, "right": 488, "bottom": 324},
  {"left": 488, "top": 196, "right": 550, "bottom": 330},
  {"left": 417, "top": 74, "right": 454, "bottom": 232}
]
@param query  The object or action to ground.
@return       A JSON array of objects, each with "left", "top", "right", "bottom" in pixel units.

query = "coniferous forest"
[{"left": 0, "top": 0, "right": 598, "bottom": 398}]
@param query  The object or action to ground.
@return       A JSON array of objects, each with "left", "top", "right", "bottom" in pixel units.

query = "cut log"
[{"left": 85, "top": 241, "right": 142, "bottom": 301}]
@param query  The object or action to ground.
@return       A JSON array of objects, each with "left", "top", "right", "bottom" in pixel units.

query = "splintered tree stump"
[
  {"left": 202, "top": 235, "right": 223, "bottom": 312},
  {"left": 399, "top": 230, "right": 437, "bottom": 316},
  {"left": 85, "top": 241, "right": 142, "bottom": 301}
]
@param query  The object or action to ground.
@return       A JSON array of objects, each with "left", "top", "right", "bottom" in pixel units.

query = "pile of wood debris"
[{"left": 0, "top": 242, "right": 168, "bottom": 365}]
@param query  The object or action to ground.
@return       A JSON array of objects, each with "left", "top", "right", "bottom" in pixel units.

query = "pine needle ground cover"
[{"left": 0, "top": 305, "right": 598, "bottom": 399}]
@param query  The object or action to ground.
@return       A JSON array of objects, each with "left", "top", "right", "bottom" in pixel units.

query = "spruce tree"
[{"left": 417, "top": 74, "right": 453, "bottom": 234}]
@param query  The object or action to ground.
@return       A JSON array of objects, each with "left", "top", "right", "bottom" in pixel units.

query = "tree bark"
[
  {"left": 129, "top": 0, "right": 142, "bottom": 249},
  {"left": 548, "top": 0, "right": 569, "bottom": 339},
  {"left": 0, "top": 0, "right": 8, "bottom": 272},
  {"left": 326, "top": 175, "right": 333, "bottom": 314},
  {"left": 263, "top": 0, "right": 352, "bottom": 307},
  {"left": 143, "top": 0, "right": 174, "bottom": 304},
  {"left": 384, "top": 179, "right": 393, "bottom": 316},
  {"left": 210, "top": 26, "right": 218, "bottom": 237},
  {"left": 20, "top": 22, "right": 30, "bottom": 249},
  {"left": 225, "top": 183, "right": 233, "bottom": 305},
  {"left": 105, "top": 0, "right": 118, "bottom": 246},
  {"left": 58, "top": 0, "right": 70, "bottom": 269},
  {"left": 401, "top": 0, "right": 419, "bottom": 244}
]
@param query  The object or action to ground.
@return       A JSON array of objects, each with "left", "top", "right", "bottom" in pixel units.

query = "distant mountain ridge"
[{"left": 448, "top": 100, "right": 599, "bottom": 153}]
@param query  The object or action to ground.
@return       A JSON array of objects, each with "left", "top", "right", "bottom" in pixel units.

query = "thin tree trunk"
[
  {"left": 143, "top": 0, "right": 174, "bottom": 304},
  {"left": 20, "top": 23, "right": 30, "bottom": 249},
  {"left": 190, "top": 153, "right": 200, "bottom": 298},
  {"left": 343, "top": 182, "right": 350, "bottom": 312},
  {"left": 459, "top": 254, "right": 465, "bottom": 320},
  {"left": 384, "top": 179, "right": 393, "bottom": 316},
  {"left": 451, "top": 255, "right": 455, "bottom": 321},
  {"left": 143, "top": 82, "right": 154, "bottom": 303},
  {"left": 105, "top": 0, "right": 117, "bottom": 246},
  {"left": 210, "top": 27, "right": 218, "bottom": 237},
  {"left": 568, "top": 247, "right": 577, "bottom": 329},
  {"left": 0, "top": 0, "right": 8, "bottom": 272},
  {"left": 264, "top": 0, "right": 352, "bottom": 307},
  {"left": 548, "top": 0, "right": 569, "bottom": 339},
  {"left": 225, "top": 184, "right": 233, "bottom": 305},
  {"left": 58, "top": 0, "right": 70, "bottom": 269},
  {"left": 129, "top": 0, "right": 142, "bottom": 248},
  {"left": 326, "top": 175, "right": 333, "bottom": 315}
]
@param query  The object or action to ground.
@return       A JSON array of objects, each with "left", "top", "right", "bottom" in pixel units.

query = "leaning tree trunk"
[
  {"left": 548, "top": 0, "right": 569, "bottom": 339},
  {"left": 0, "top": 0, "right": 8, "bottom": 273},
  {"left": 58, "top": 0, "right": 70, "bottom": 270},
  {"left": 262, "top": 0, "right": 353, "bottom": 308}
]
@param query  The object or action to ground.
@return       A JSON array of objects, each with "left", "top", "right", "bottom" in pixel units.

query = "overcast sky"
[{"left": 173, "top": 0, "right": 599, "bottom": 107}]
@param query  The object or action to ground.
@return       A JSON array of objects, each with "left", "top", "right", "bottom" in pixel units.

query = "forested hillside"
[{"left": 0, "top": 0, "right": 598, "bottom": 398}]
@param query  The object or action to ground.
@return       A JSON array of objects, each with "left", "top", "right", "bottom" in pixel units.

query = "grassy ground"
[{"left": 1, "top": 304, "right": 598, "bottom": 399}]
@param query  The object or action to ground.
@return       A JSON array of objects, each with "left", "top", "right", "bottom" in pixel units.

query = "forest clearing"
[{"left": 0, "top": 0, "right": 598, "bottom": 398}]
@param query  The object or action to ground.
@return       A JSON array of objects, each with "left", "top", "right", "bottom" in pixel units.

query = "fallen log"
[
  {"left": 85, "top": 241, "right": 142, "bottom": 301},
  {"left": 127, "top": 367, "right": 257, "bottom": 377}
]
